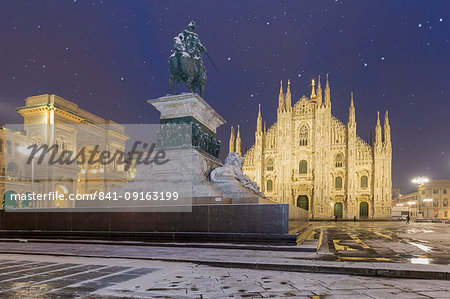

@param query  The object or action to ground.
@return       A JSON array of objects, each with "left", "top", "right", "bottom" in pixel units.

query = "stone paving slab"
[
  {"left": 2, "top": 254, "right": 450, "bottom": 298},
  {"left": 0, "top": 241, "right": 450, "bottom": 281}
]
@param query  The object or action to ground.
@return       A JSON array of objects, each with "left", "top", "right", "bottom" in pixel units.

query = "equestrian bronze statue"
[{"left": 169, "top": 21, "right": 208, "bottom": 98}]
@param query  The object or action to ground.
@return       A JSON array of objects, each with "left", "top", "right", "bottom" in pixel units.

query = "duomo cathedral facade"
[{"left": 231, "top": 75, "right": 392, "bottom": 220}]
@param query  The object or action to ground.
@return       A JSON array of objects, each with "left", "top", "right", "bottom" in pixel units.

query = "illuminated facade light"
[{"left": 412, "top": 176, "right": 429, "bottom": 185}]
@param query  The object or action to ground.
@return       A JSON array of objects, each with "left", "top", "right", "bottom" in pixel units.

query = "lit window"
[
  {"left": 335, "top": 176, "right": 343, "bottom": 189},
  {"left": 266, "top": 158, "right": 274, "bottom": 171},
  {"left": 6, "top": 141, "right": 11, "bottom": 155},
  {"left": 335, "top": 154, "right": 343, "bottom": 167},
  {"left": 6, "top": 162, "right": 18, "bottom": 178},
  {"left": 266, "top": 179, "right": 273, "bottom": 192},
  {"left": 361, "top": 175, "right": 368, "bottom": 188},
  {"left": 443, "top": 198, "right": 448, "bottom": 207},
  {"left": 299, "top": 126, "right": 308, "bottom": 146},
  {"left": 299, "top": 160, "right": 307, "bottom": 174}
]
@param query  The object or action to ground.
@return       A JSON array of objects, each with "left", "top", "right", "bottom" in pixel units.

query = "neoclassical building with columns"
[
  {"left": 237, "top": 75, "right": 392, "bottom": 220},
  {"left": 1, "top": 94, "right": 133, "bottom": 209}
]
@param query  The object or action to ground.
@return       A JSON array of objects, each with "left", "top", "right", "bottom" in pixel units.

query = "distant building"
[
  {"left": 1, "top": 94, "right": 132, "bottom": 209},
  {"left": 233, "top": 76, "right": 392, "bottom": 220},
  {"left": 392, "top": 179, "right": 450, "bottom": 219},
  {"left": 392, "top": 187, "right": 401, "bottom": 200}
]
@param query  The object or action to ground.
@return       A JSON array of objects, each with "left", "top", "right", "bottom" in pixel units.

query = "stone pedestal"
[
  {"left": 148, "top": 93, "right": 225, "bottom": 135},
  {"left": 148, "top": 93, "right": 226, "bottom": 198},
  {"left": 147, "top": 93, "right": 267, "bottom": 201}
]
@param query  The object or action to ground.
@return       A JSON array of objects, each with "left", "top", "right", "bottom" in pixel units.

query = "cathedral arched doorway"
[
  {"left": 297, "top": 195, "right": 309, "bottom": 210},
  {"left": 334, "top": 202, "right": 343, "bottom": 219},
  {"left": 360, "top": 202, "right": 369, "bottom": 219}
]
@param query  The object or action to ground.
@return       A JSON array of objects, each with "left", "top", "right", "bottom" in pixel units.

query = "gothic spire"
[
  {"left": 310, "top": 78, "right": 316, "bottom": 99},
  {"left": 278, "top": 80, "right": 284, "bottom": 112},
  {"left": 348, "top": 92, "right": 355, "bottom": 124},
  {"left": 236, "top": 125, "right": 242, "bottom": 156},
  {"left": 285, "top": 79, "right": 292, "bottom": 109},
  {"left": 256, "top": 104, "right": 262, "bottom": 132},
  {"left": 316, "top": 75, "right": 322, "bottom": 106},
  {"left": 375, "top": 111, "right": 382, "bottom": 146},
  {"left": 384, "top": 110, "right": 391, "bottom": 144},
  {"left": 324, "top": 73, "right": 331, "bottom": 107},
  {"left": 229, "top": 125, "right": 235, "bottom": 153}
]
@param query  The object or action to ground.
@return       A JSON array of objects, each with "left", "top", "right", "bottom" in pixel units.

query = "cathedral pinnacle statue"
[{"left": 169, "top": 21, "right": 211, "bottom": 98}]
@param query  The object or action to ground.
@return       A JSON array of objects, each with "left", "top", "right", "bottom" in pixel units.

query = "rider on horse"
[
  {"left": 169, "top": 21, "right": 207, "bottom": 97},
  {"left": 173, "top": 21, "right": 206, "bottom": 61}
]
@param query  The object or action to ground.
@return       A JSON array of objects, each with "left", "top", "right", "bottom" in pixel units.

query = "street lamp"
[
  {"left": 412, "top": 176, "right": 429, "bottom": 219},
  {"left": 412, "top": 176, "right": 429, "bottom": 185}
]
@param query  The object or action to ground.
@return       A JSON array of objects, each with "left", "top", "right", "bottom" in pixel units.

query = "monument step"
[{"left": 0, "top": 230, "right": 298, "bottom": 246}]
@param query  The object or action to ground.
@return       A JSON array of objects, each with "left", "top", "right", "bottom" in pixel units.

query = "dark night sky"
[{"left": 0, "top": 0, "right": 449, "bottom": 192}]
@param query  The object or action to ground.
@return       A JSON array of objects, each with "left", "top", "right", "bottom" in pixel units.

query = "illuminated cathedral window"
[
  {"left": 335, "top": 176, "right": 343, "bottom": 189},
  {"left": 299, "top": 126, "right": 308, "bottom": 146},
  {"left": 299, "top": 160, "right": 307, "bottom": 174},
  {"left": 335, "top": 153, "right": 343, "bottom": 167},
  {"left": 361, "top": 175, "right": 368, "bottom": 188},
  {"left": 266, "top": 158, "right": 274, "bottom": 171},
  {"left": 266, "top": 179, "right": 273, "bottom": 191}
]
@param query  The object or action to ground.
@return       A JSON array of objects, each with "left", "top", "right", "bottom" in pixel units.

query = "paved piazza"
[
  {"left": 310, "top": 221, "right": 450, "bottom": 265},
  {"left": 0, "top": 254, "right": 449, "bottom": 298},
  {"left": 1, "top": 222, "right": 450, "bottom": 297}
]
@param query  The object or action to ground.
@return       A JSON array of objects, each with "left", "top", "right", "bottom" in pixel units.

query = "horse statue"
[{"left": 169, "top": 21, "right": 207, "bottom": 98}]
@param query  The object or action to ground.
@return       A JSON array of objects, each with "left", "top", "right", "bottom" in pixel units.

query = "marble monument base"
[{"left": 148, "top": 93, "right": 264, "bottom": 200}]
